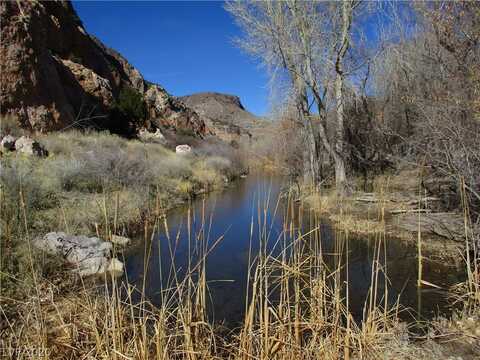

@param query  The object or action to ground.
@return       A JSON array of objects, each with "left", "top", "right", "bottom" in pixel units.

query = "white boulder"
[
  {"left": 175, "top": 144, "right": 192, "bottom": 154},
  {"left": 1, "top": 135, "right": 16, "bottom": 151}
]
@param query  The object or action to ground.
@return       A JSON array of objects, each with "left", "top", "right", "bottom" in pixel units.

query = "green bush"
[{"left": 114, "top": 86, "right": 147, "bottom": 124}]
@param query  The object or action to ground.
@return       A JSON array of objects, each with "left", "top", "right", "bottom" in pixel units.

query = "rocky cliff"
[{"left": 0, "top": 1, "right": 205, "bottom": 136}]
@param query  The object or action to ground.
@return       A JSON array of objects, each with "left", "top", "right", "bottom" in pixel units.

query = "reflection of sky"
[
  {"left": 123, "top": 174, "right": 464, "bottom": 326},
  {"left": 124, "top": 175, "right": 286, "bottom": 324}
]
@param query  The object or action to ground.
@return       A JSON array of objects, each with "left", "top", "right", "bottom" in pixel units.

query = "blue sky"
[{"left": 72, "top": 1, "right": 268, "bottom": 116}]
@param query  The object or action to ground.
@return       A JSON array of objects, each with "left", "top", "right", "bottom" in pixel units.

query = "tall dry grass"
[
  {"left": 1, "top": 176, "right": 479, "bottom": 359},
  {"left": 0, "top": 129, "right": 244, "bottom": 245}
]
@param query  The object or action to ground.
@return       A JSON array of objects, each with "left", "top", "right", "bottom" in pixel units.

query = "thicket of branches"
[{"left": 227, "top": 1, "right": 480, "bottom": 216}]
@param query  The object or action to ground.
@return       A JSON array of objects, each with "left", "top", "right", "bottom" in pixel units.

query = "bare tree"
[
  {"left": 332, "top": 1, "right": 354, "bottom": 192},
  {"left": 226, "top": 0, "right": 367, "bottom": 194}
]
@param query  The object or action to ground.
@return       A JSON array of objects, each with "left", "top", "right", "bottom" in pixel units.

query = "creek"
[{"left": 123, "top": 174, "right": 464, "bottom": 326}]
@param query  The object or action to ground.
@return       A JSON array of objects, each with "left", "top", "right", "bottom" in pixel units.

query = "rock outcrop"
[
  {"left": 145, "top": 85, "right": 205, "bottom": 135},
  {"left": 0, "top": 1, "right": 205, "bottom": 136},
  {"left": 0, "top": 134, "right": 48, "bottom": 157},
  {"left": 60, "top": 58, "right": 114, "bottom": 107}
]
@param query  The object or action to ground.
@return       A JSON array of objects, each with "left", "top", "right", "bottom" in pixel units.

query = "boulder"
[
  {"left": 138, "top": 127, "right": 165, "bottom": 143},
  {"left": 1, "top": 135, "right": 16, "bottom": 152},
  {"left": 176, "top": 144, "right": 192, "bottom": 154},
  {"left": 34, "top": 232, "right": 124, "bottom": 277},
  {"left": 105, "top": 258, "right": 124, "bottom": 275},
  {"left": 15, "top": 136, "right": 48, "bottom": 157}
]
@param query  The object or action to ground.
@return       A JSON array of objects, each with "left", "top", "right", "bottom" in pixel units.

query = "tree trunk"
[
  {"left": 333, "top": 0, "right": 352, "bottom": 195},
  {"left": 295, "top": 77, "right": 321, "bottom": 187},
  {"left": 334, "top": 153, "right": 347, "bottom": 192},
  {"left": 334, "top": 74, "right": 347, "bottom": 193},
  {"left": 306, "top": 125, "right": 321, "bottom": 186},
  {"left": 289, "top": 3, "right": 322, "bottom": 187}
]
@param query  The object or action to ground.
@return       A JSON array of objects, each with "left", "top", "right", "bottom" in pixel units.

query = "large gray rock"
[
  {"left": 15, "top": 136, "right": 48, "bottom": 157},
  {"left": 1, "top": 135, "right": 16, "bottom": 152},
  {"left": 35, "top": 232, "right": 124, "bottom": 277}
]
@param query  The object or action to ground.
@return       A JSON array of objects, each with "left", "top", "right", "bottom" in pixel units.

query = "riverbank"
[
  {"left": 0, "top": 129, "right": 245, "bottom": 292},
  {"left": 296, "top": 168, "right": 480, "bottom": 358},
  {"left": 2, "top": 162, "right": 479, "bottom": 359},
  {"left": 301, "top": 168, "right": 469, "bottom": 264}
]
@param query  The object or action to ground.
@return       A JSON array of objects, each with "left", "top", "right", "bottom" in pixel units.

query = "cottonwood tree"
[{"left": 226, "top": 0, "right": 367, "bottom": 194}]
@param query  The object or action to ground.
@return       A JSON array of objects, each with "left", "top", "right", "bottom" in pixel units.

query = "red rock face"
[{"left": 0, "top": 1, "right": 206, "bottom": 136}]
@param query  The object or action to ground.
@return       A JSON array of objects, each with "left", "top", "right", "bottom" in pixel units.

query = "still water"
[{"left": 123, "top": 174, "right": 463, "bottom": 326}]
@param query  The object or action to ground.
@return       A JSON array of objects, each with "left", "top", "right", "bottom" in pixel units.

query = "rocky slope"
[
  {"left": 179, "top": 92, "right": 264, "bottom": 142},
  {"left": 180, "top": 92, "right": 260, "bottom": 129},
  {"left": 0, "top": 1, "right": 205, "bottom": 136}
]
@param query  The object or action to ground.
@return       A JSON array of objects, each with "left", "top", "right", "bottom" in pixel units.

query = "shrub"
[
  {"left": 115, "top": 86, "right": 147, "bottom": 123},
  {"left": 0, "top": 157, "right": 60, "bottom": 211},
  {"left": 2, "top": 130, "right": 241, "bottom": 237},
  {"left": 194, "top": 139, "right": 245, "bottom": 178},
  {"left": 109, "top": 86, "right": 147, "bottom": 135}
]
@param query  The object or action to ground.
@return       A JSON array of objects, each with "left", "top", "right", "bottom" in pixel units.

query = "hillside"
[
  {"left": 179, "top": 92, "right": 261, "bottom": 129},
  {"left": 0, "top": 1, "right": 205, "bottom": 136},
  {"left": 179, "top": 92, "right": 267, "bottom": 142}
]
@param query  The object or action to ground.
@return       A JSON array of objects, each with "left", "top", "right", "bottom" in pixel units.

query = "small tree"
[
  {"left": 115, "top": 86, "right": 147, "bottom": 125},
  {"left": 110, "top": 86, "right": 147, "bottom": 136}
]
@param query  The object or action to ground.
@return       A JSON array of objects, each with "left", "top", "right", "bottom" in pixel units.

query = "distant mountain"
[
  {"left": 0, "top": 1, "right": 205, "bottom": 136},
  {"left": 179, "top": 92, "right": 265, "bottom": 142},
  {"left": 179, "top": 92, "right": 261, "bottom": 128}
]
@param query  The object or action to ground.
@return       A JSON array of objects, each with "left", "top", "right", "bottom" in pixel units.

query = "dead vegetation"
[
  {"left": 1, "top": 1, "right": 480, "bottom": 359},
  {"left": 1, "top": 183, "right": 479, "bottom": 359}
]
